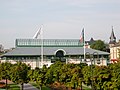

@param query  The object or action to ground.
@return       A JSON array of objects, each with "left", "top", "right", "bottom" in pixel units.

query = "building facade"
[
  {"left": 109, "top": 27, "right": 120, "bottom": 63},
  {"left": 1, "top": 39, "right": 109, "bottom": 69},
  {"left": 109, "top": 41, "right": 120, "bottom": 63}
]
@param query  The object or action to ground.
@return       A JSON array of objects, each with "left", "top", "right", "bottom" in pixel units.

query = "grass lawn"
[
  {"left": 8, "top": 84, "right": 20, "bottom": 90},
  {"left": 0, "top": 84, "right": 20, "bottom": 90}
]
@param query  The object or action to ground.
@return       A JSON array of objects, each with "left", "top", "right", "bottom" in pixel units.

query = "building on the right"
[{"left": 109, "top": 27, "right": 120, "bottom": 63}]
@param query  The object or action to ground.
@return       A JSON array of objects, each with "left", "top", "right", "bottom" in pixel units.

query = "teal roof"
[{"left": 16, "top": 39, "right": 84, "bottom": 47}]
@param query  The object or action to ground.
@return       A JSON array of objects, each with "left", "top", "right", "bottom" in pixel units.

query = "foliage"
[
  {"left": 0, "top": 62, "right": 12, "bottom": 80},
  {"left": 45, "top": 62, "right": 84, "bottom": 89},
  {"left": 10, "top": 62, "right": 30, "bottom": 84},
  {"left": 8, "top": 84, "right": 20, "bottom": 90},
  {"left": 0, "top": 62, "right": 13, "bottom": 89},
  {"left": 1, "top": 61, "right": 120, "bottom": 90},
  {"left": 92, "top": 66, "right": 111, "bottom": 89},
  {"left": 90, "top": 40, "right": 106, "bottom": 51},
  {"left": 82, "top": 65, "right": 92, "bottom": 86},
  {"left": 10, "top": 62, "right": 30, "bottom": 90},
  {"left": 28, "top": 65, "right": 48, "bottom": 90},
  {"left": 108, "top": 62, "right": 120, "bottom": 89},
  {"left": 82, "top": 63, "right": 120, "bottom": 90}
]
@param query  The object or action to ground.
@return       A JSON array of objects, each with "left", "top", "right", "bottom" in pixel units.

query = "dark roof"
[
  {"left": 109, "top": 28, "right": 116, "bottom": 44},
  {"left": 2, "top": 47, "right": 109, "bottom": 56},
  {"left": 111, "top": 43, "right": 120, "bottom": 47},
  {"left": 85, "top": 38, "right": 95, "bottom": 45}
]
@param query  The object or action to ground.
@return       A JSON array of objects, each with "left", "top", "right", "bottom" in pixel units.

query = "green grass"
[
  {"left": 8, "top": 84, "right": 20, "bottom": 90},
  {"left": 0, "top": 84, "right": 20, "bottom": 90}
]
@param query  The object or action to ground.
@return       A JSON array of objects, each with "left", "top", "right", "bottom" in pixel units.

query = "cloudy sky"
[{"left": 0, "top": 0, "right": 120, "bottom": 48}]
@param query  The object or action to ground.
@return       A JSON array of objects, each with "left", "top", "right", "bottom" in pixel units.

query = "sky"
[{"left": 0, "top": 0, "right": 120, "bottom": 49}]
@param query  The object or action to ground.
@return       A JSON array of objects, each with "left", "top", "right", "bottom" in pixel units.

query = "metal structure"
[
  {"left": 1, "top": 38, "right": 109, "bottom": 69},
  {"left": 15, "top": 39, "right": 84, "bottom": 47},
  {"left": 85, "top": 52, "right": 99, "bottom": 90}
]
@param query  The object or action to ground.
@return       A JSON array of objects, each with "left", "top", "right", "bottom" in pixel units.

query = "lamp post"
[
  {"left": 85, "top": 52, "right": 99, "bottom": 90},
  {"left": 93, "top": 52, "right": 99, "bottom": 65},
  {"left": 85, "top": 52, "right": 93, "bottom": 90}
]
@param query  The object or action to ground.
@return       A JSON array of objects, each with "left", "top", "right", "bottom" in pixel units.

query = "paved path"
[{"left": 23, "top": 83, "right": 39, "bottom": 90}]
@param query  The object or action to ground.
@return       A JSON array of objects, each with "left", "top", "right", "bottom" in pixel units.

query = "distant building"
[
  {"left": 109, "top": 27, "right": 120, "bottom": 63},
  {"left": 109, "top": 27, "right": 116, "bottom": 47},
  {"left": 1, "top": 38, "right": 109, "bottom": 68},
  {"left": 85, "top": 37, "right": 95, "bottom": 48}
]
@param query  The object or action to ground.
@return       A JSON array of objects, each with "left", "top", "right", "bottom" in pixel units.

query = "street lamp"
[
  {"left": 93, "top": 52, "right": 99, "bottom": 65},
  {"left": 85, "top": 52, "right": 99, "bottom": 90},
  {"left": 85, "top": 52, "right": 93, "bottom": 90}
]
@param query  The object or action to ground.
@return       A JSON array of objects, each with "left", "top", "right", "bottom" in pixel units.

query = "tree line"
[{"left": 0, "top": 61, "right": 120, "bottom": 90}]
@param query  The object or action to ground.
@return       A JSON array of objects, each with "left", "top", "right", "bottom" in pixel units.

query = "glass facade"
[{"left": 16, "top": 39, "right": 84, "bottom": 47}]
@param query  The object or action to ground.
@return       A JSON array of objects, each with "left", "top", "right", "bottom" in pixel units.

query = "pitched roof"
[
  {"left": 85, "top": 37, "right": 95, "bottom": 45},
  {"left": 109, "top": 27, "right": 116, "bottom": 44}
]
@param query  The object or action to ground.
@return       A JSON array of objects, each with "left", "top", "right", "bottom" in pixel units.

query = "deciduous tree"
[{"left": 90, "top": 40, "right": 106, "bottom": 51}]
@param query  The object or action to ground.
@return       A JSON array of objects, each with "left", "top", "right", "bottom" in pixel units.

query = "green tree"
[
  {"left": 58, "top": 63, "right": 83, "bottom": 89},
  {"left": 10, "top": 62, "right": 30, "bottom": 90},
  {"left": 35, "top": 65, "right": 48, "bottom": 90},
  {"left": 92, "top": 66, "right": 111, "bottom": 90},
  {"left": 90, "top": 40, "right": 106, "bottom": 51},
  {"left": 0, "top": 62, "right": 12, "bottom": 89},
  {"left": 108, "top": 62, "right": 120, "bottom": 89},
  {"left": 82, "top": 65, "right": 92, "bottom": 86},
  {"left": 82, "top": 63, "right": 120, "bottom": 90},
  {"left": 27, "top": 69, "right": 35, "bottom": 82},
  {"left": 47, "top": 61, "right": 64, "bottom": 83},
  {"left": 45, "top": 67, "right": 53, "bottom": 85},
  {"left": 70, "top": 66, "right": 83, "bottom": 89}
]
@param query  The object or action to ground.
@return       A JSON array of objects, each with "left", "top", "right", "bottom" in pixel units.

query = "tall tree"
[
  {"left": 108, "top": 62, "right": 120, "bottom": 89},
  {"left": 0, "top": 62, "right": 12, "bottom": 89},
  {"left": 90, "top": 40, "right": 106, "bottom": 51},
  {"left": 10, "top": 62, "right": 30, "bottom": 90},
  {"left": 34, "top": 65, "right": 48, "bottom": 90},
  {"left": 92, "top": 66, "right": 111, "bottom": 89}
]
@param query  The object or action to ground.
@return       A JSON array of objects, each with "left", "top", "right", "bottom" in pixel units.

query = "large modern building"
[{"left": 1, "top": 39, "right": 109, "bottom": 68}]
